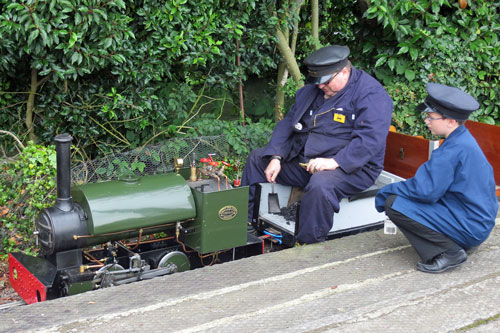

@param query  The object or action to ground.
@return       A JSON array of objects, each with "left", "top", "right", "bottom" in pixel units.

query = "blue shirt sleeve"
[{"left": 375, "top": 145, "right": 456, "bottom": 211}]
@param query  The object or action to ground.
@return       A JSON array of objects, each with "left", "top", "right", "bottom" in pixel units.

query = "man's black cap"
[
  {"left": 417, "top": 83, "right": 479, "bottom": 121},
  {"left": 304, "top": 45, "right": 350, "bottom": 84}
]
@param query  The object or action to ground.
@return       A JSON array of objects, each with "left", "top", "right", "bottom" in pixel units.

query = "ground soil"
[{"left": 0, "top": 260, "right": 21, "bottom": 305}]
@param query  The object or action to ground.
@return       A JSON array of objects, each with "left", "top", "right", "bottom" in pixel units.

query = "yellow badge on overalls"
[{"left": 333, "top": 113, "right": 346, "bottom": 123}]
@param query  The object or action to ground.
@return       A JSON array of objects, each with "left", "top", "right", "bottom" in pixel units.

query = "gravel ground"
[{"left": 0, "top": 261, "right": 21, "bottom": 305}]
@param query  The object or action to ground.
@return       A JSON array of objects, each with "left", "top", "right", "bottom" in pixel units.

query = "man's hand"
[
  {"left": 265, "top": 159, "right": 281, "bottom": 183},
  {"left": 306, "top": 158, "right": 339, "bottom": 174}
]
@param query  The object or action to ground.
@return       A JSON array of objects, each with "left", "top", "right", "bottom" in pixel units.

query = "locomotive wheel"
[
  {"left": 158, "top": 251, "right": 190, "bottom": 272},
  {"left": 59, "top": 279, "right": 69, "bottom": 297}
]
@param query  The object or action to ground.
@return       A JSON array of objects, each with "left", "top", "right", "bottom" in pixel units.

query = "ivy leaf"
[
  {"left": 409, "top": 48, "right": 418, "bottom": 61},
  {"left": 388, "top": 58, "right": 396, "bottom": 71},
  {"left": 151, "top": 151, "right": 161, "bottom": 162},
  {"left": 404, "top": 69, "right": 415, "bottom": 81},
  {"left": 431, "top": 2, "right": 440, "bottom": 14}
]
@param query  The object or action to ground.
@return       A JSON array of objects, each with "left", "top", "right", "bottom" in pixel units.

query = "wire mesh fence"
[{"left": 71, "top": 135, "right": 234, "bottom": 184}]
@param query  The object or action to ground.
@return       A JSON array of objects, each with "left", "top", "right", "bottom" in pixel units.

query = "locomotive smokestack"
[{"left": 54, "top": 134, "right": 73, "bottom": 212}]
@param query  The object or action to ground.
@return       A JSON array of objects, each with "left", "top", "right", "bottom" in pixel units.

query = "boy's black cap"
[
  {"left": 417, "top": 83, "right": 479, "bottom": 121},
  {"left": 304, "top": 45, "right": 350, "bottom": 84}
]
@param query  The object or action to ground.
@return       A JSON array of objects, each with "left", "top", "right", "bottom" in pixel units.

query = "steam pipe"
[{"left": 54, "top": 134, "right": 73, "bottom": 212}]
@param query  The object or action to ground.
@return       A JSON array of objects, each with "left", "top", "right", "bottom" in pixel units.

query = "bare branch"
[{"left": 0, "top": 130, "right": 25, "bottom": 150}]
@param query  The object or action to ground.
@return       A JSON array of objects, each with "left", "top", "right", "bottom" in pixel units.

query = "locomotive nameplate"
[{"left": 218, "top": 205, "right": 238, "bottom": 221}]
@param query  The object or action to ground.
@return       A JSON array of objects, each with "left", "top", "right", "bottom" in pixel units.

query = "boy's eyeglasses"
[{"left": 424, "top": 114, "right": 444, "bottom": 121}]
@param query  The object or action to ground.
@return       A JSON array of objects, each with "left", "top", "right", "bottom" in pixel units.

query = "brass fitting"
[{"left": 190, "top": 166, "right": 197, "bottom": 181}]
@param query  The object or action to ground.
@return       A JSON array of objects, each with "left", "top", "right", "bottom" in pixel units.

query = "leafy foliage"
[
  {"left": 360, "top": 0, "right": 500, "bottom": 134},
  {"left": 0, "top": 142, "right": 57, "bottom": 257},
  {"left": 0, "top": 0, "right": 279, "bottom": 155},
  {"left": 184, "top": 115, "right": 274, "bottom": 167},
  {"left": 0, "top": 0, "right": 133, "bottom": 80}
]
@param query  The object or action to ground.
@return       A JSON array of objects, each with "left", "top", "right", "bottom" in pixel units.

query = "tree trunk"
[
  {"left": 274, "top": 62, "right": 287, "bottom": 122},
  {"left": 273, "top": 0, "right": 305, "bottom": 121},
  {"left": 236, "top": 39, "right": 245, "bottom": 125},
  {"left": 26, "top": 68, "right": 38, "bottom": 143},
  {"left": 275, "top": 18, "right": 291, "bottom": 122},
  {"left": 311, "top": 0, "right": 319, "bottom": 46},
  {"left": 275, "top": 28, "right": 303, "bottom": 87}
]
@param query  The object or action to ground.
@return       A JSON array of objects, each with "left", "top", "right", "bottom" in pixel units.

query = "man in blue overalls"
[
  {"left": 376, "top": 83, "right": 498, "bottom": 273},
  {"left": 242, "top": 45, "right": 394, "bottom": 244}
]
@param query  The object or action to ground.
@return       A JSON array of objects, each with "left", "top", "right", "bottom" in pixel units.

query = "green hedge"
[{"left": 359, "top": 0, "right": 499, "bottom": 136}]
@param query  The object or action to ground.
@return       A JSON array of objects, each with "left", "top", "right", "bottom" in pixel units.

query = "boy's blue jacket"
[{"left": 375, "top": 125, "right": 498, "bottom": 248}]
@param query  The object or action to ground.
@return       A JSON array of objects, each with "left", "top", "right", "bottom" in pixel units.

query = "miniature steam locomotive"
[
  {"left": 9, "top": 134, "right": 262, "bottom": 304},
  {"left": 9, "top": 132, "right": 409, "bottom": 305}
]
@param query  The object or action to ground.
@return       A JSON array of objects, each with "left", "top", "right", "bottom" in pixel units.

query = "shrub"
[
  {"left": 360, "top": 0, "right": 499, "bottom": 136},
  {"left": 0, "top": 142, "right": 57, "bottom": 257}
]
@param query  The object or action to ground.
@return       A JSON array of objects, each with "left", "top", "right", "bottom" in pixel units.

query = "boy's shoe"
[{"left": 416, "top": 249, "right": 467, "bottom": 274}]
